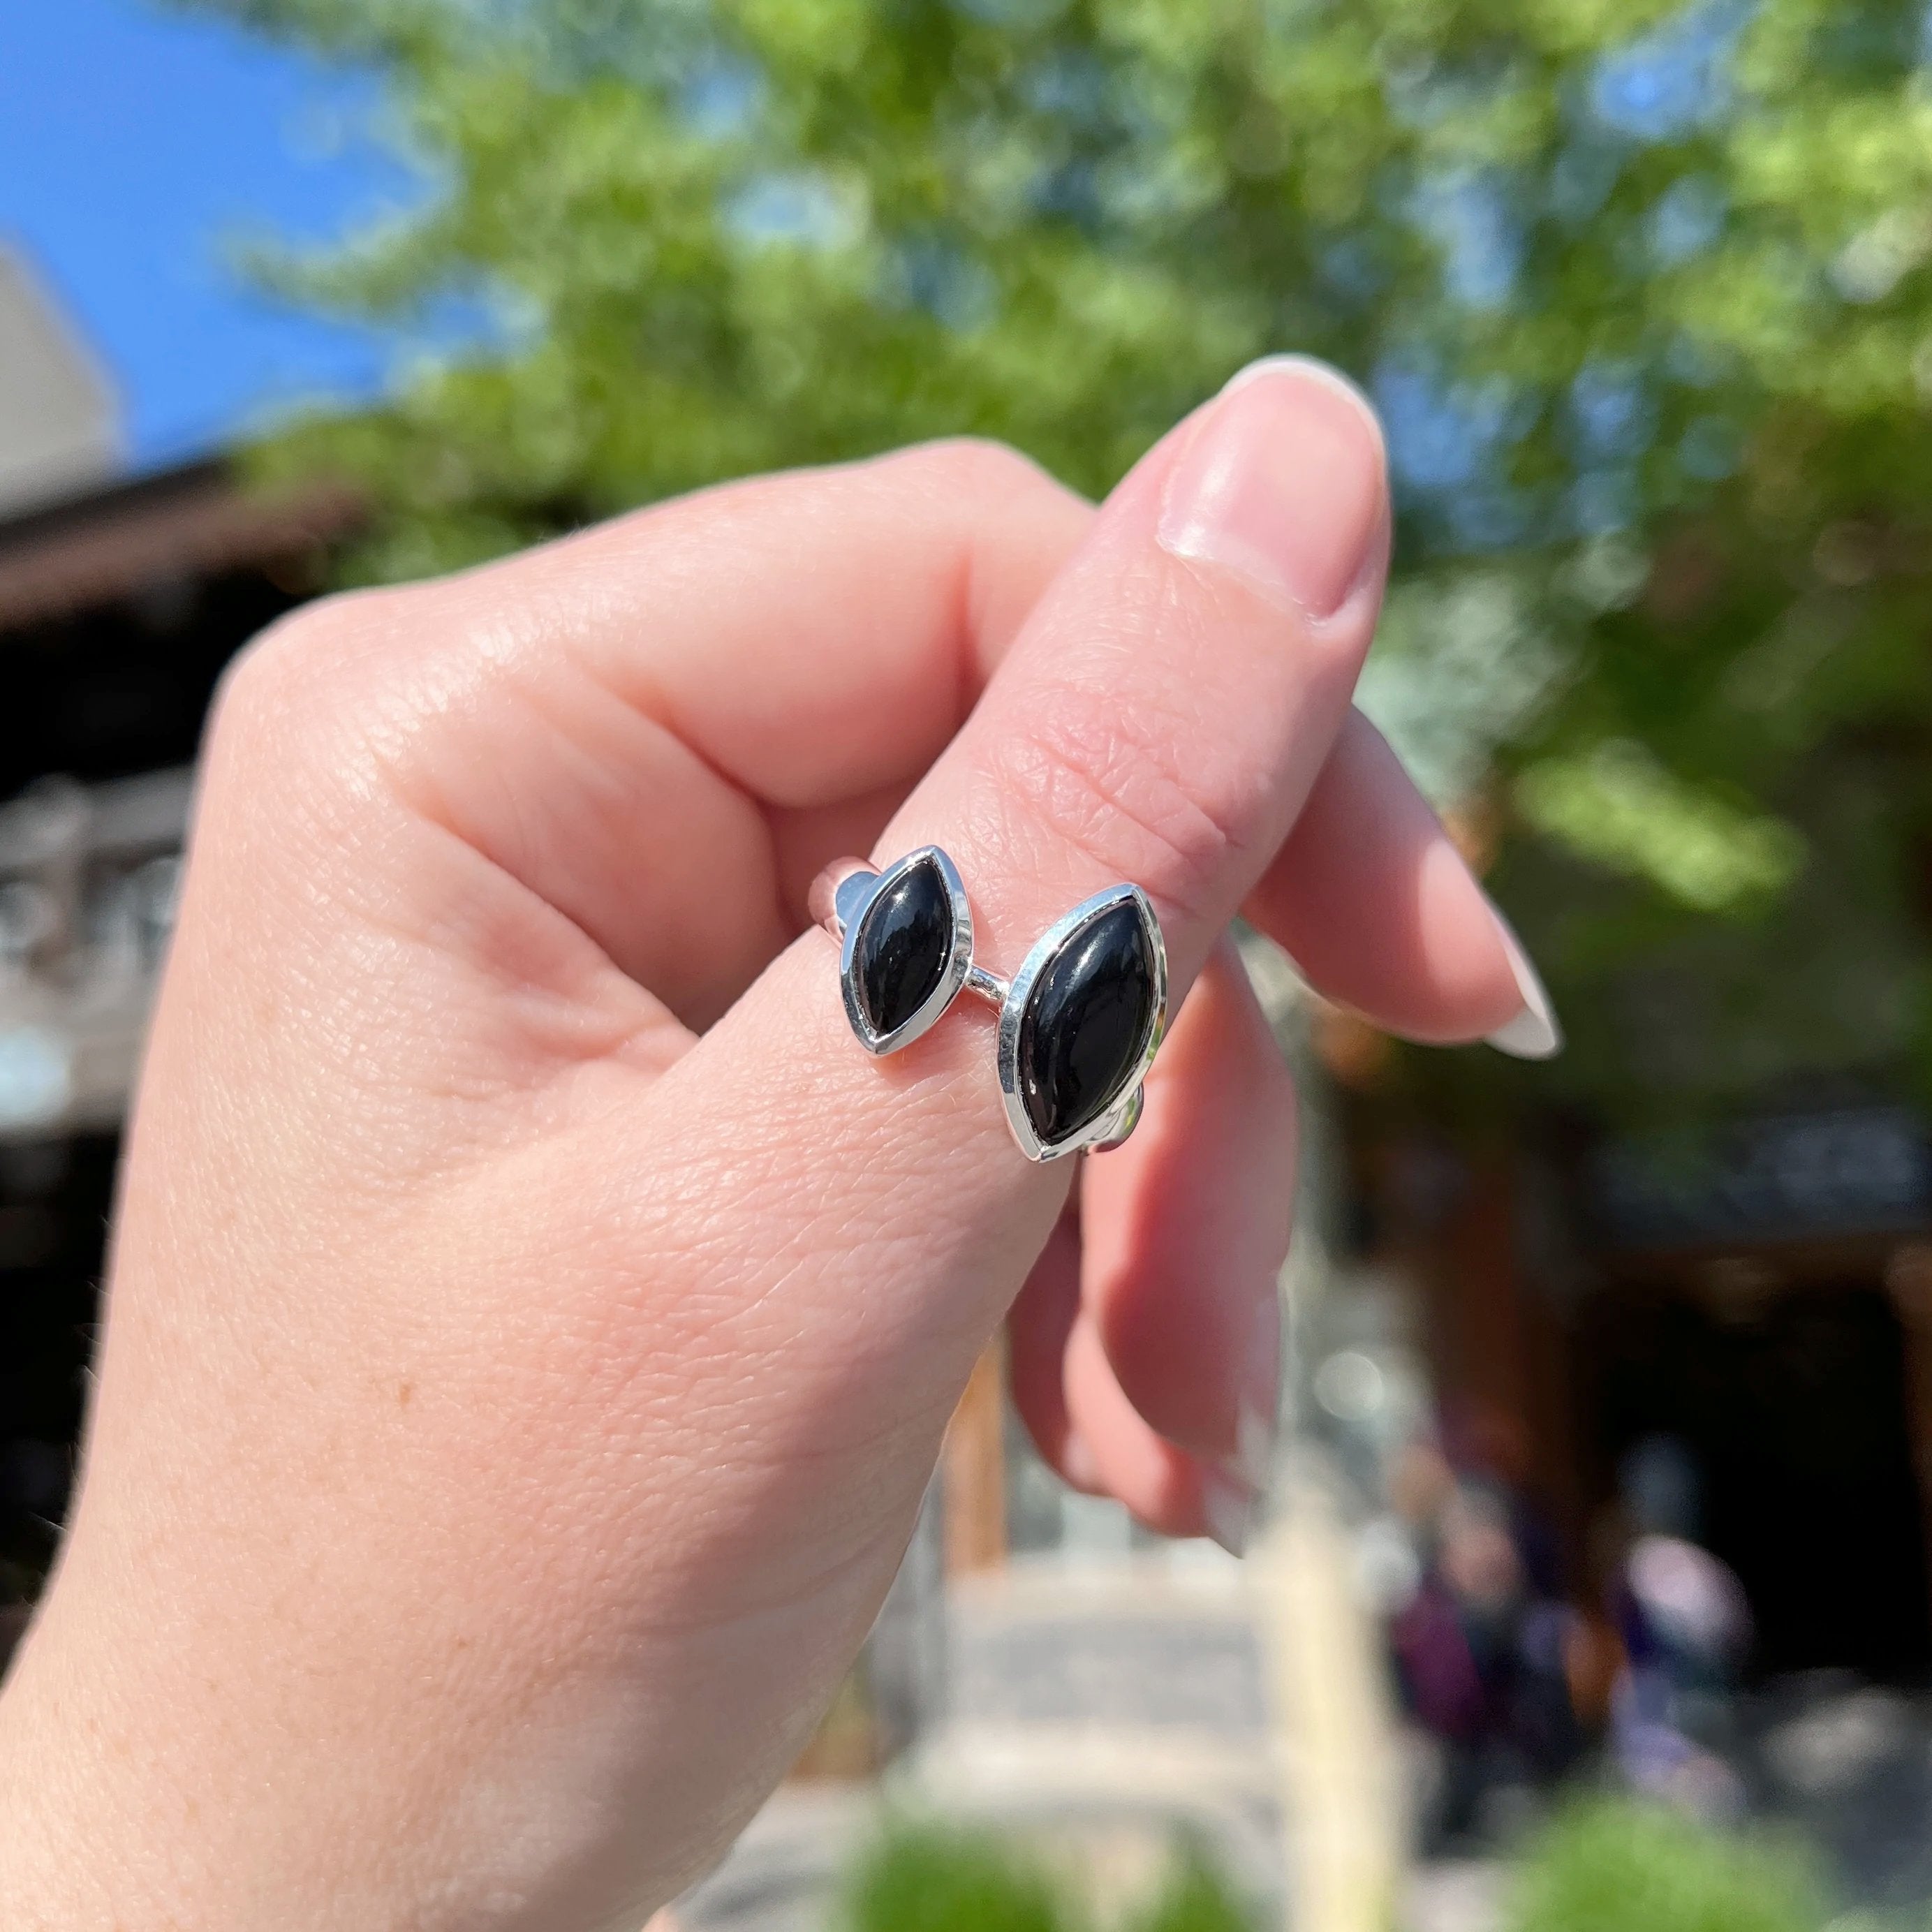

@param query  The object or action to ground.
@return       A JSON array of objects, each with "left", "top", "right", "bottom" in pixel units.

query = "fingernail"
[
  {"left": 1061, "top": 1430, "right": 1103, "bottom": 1492},
  {"left": 1234, "top": 1290, "right": 1281, "bottom": 1493},
  {"left": 1486, "top": 915, "right": 1563, "bottom": 1060},
  {"left": 1157, "top": 355, "right": 1387, "bottom": 620},
  {"left": 1200, "top": 1466, "right": 1254, "bottom": 1558}
]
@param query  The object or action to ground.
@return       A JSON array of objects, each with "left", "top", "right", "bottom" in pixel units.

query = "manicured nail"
[
  {"left": 1200, "top": 1466, "right": 1254, "bottom": 1558},
  {"left": 1486, "top": 916, "right": 1563, "bottom": 1060},
  {"left": 1061, "top": 1430, "right": 1102, "bottom": 1491},
  {"left": 1157, "top": 355, "right": 1387, "bottom": 620}
]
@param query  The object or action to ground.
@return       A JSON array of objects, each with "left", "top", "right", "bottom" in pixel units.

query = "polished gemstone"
[
  {"left": 1018, "top": 901, "right": 1157, "bottom": 1144},
  {"left": 855, "top": 858, "right": 953, "bottom": 1038}
]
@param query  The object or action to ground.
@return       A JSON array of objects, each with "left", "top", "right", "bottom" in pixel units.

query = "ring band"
[{"left": 811, "top": 846, "right": 1167, "bottom": 1163}]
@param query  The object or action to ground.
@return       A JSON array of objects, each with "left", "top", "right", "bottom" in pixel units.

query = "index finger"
[{"left": 265, "top": 440, "right": 1093, "bottom": 1026}]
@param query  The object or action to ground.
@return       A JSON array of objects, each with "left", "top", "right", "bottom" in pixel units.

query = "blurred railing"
[{"left": 0, "top": 767, "right": 189, "bottom": 1139}]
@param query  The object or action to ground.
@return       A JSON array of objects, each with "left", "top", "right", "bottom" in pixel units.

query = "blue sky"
[{"left": 0, "top": 1, "right": 418, "bottom": 471}]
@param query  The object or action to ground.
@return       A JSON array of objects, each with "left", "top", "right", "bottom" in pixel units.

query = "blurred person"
[
  {"left": 1351, "top": 1433, "right": 1456, "bottom": 1618},
  {"left": 1389, "top": 1433, "right": 1457, "bottom": 1528},
  {"left": 1390, "top": 1438, "right": 1582, "bottom": 1846},
  {"left": 0, "top": 363, "right": 1558, "bottom": 1930},
  {"left": 1446, "top": 1401, "right": 1564, "bottom": 1601},
  {"left": 1608, "top": 1435, "right": 1751, "bottom": 1817}
]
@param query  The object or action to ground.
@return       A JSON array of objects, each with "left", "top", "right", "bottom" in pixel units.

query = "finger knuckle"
[
  {"left": 901, "top": 435, "right": 1060, "bottom": 503},
  {"left": 987, "top": 679, "right": 1245, "bottom": 925},
  {"left": 204, "top": 584, "right": 415, "bottom": 790}
]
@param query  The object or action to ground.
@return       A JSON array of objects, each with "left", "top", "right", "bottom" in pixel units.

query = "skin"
[{"left": 0, "top": 367, "right": 1533, "bottom": 1931}]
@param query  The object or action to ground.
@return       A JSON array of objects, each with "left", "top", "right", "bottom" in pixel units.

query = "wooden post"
[
  {"left": 1404, "top": 1153, "right": 1580, "bottom": 1572},
  {"left": 1885, "top": 1241, "right": 1932, "bottom": 1635},
  {"left": 943, "top": 1336, "right": 1008, "bottom": 1574},
  {"left": 1255, "top": 1469, "right": 1405, "bottom": 1932}
]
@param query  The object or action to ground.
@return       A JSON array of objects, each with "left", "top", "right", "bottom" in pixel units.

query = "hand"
[{"left": 0, "top": 359, "right": 1549, "bottom": 1930}]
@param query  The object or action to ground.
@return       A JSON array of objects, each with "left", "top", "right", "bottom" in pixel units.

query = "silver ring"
[{"left": 809, "top": 846, "right": 1168, "bottom": 1164}]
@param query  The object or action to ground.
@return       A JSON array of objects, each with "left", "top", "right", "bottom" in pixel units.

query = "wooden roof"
[{"left": 0, "top": 459, "right": 360, "bottom": 634}]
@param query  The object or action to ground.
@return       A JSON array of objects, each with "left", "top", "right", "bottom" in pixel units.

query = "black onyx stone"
[
  {"left": 855, "top": 859, "right": 953, "bottom": 1039},
  {"left": 1018, "top": 901, "right": 1156, "bottom": 1144}
]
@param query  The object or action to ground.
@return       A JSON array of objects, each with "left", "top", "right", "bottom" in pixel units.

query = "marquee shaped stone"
[
  {"left": 1015, "top": 898, "right": 1159, "bottom": 1146},
  {"left": 854, "top": 855, "right": 954, "bottom": 1040}
]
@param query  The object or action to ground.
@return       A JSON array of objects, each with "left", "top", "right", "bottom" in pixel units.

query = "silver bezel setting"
[
  {"left": 995, "top": 883, "right": 1167, "bottom": 1163},
  {"left": 837, "top": 846, "right": 975, "bottom": 1055}
]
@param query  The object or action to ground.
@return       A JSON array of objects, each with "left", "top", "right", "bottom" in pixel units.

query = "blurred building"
[
  {"left": 0, "top": 258, "right": 356, "bottom": 1595},
  {"left": 1315, "top": 1079, "right": 1932, "bottom": 1689},
  {"left": 0, "top": 249, "right": 121, "bottom": 519}
]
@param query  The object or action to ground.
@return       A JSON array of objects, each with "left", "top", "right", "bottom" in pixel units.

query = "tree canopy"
[{"left": 186, "top": 0, "right": 1932, "bottom": 1118}]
